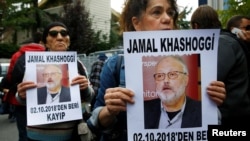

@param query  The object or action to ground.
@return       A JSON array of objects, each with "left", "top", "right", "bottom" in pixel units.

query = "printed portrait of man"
[
  {"left": 37, "top": 64, "right": 70, "bottom": 105},
  {"left": 143, "top": 55, "right": 201, "bottom": 129}
]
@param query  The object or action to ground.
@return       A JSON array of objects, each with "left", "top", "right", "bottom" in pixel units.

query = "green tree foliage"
[
  {"left": 1, "top": 0, "right": 54, "bottom": 43},
  {"left": 88, "top": 25, "right": 122, "bottom": 54},
  {"left": 109, "top": 20, "right": 122, "bottom": 48},
  {"left": 178, "top": 6, "right": 192, "bottom": 29},
  {"left": 3, "top": 0, "right": 36, "bottom": 30},
  {"left": 61, "top": 0, "right": 96, "bottom": 54},
  {"left": 61, "top": 0, "right": 120, "bottom": 54},
  {"left": 2, "top": 0, "right": 33, "bottom": 30},
  {"left": 39, "top": 0, "right": 68, "bottom": 9},
  {"left": 0, "top": 43, "right": 19, "bottom": 58},
  {"left": 218, "top": 0, "right": 250, "bottom": 28}
]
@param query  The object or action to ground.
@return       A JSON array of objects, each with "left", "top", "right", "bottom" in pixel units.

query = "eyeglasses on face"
[
  {"left": 153, "top": 71, "right": 187, "bottom": 81},
  {"left": 48, "top": 30, "right": 68, "bottom": 37},
  {"left": 42, "top": 72, "right": 61, "bottom": 78}
]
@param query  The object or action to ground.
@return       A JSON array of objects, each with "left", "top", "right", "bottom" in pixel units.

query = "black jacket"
[
  {"left": 218, "top": 31, "right": 250, "bottom": 124},
  {"left": 37, "top": 86, "right": 71, "bottom": 105}
]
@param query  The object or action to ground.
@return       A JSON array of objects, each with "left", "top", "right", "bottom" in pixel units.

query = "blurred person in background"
[
  {"left": 191, "top": 5, "right": 250, "bottom": 125},
  {"left": 89, "top": 53, "right": 108, "bottom": 109}
]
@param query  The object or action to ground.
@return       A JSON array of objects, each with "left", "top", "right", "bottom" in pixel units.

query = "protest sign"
[
  {"left": 124, "top": 29, "right": 220, "bottom": 141},
  {"left": 25, "top": 51, "right": 82, "bottom": 126}
]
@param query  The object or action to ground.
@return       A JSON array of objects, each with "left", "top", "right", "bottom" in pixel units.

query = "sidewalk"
[{"left": 0, "top": 114, "right": 18, "bottom": 141}]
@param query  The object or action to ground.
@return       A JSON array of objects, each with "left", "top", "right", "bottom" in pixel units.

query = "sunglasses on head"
[{"left": 48, "top": 30, "right": 68, "bottom": 37}]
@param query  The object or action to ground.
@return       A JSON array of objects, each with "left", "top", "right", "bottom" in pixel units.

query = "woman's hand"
[
  {"left": 99, "top": 87, "right": 135, "bottom": 127},
  {"left": 71, "top": 75, "right": 89, "bottom": 90},
  {"left": 104, "top": 87, "right": 135, "bottom": 116},
  {"left": 207, "top": 81, "right": 226, "bottom": 106},
  {"left": 17, "top": 81, "right": 37, "bottom": 99}
]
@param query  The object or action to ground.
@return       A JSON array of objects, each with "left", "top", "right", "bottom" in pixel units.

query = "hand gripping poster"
[
  {"left": 25, "top": 51, "right": 82, "bottom": 126},
  {"left": 124, "top": 29, "right": 220, "bottom": 141}
]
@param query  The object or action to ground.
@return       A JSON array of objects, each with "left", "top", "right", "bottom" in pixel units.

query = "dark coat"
[
  {"left": 218, "top": 31, "right": 250, "bottom": 124},
  {"left": 144, "top": 96, "right": 201, "bottom": 129},
  {"left": 37, "top": 86, "right": 71, "bottom": 105}
]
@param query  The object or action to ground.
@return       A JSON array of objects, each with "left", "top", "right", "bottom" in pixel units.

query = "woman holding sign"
[
  {"left": 87, "top": 0, "right": 226, "bottom": 141},
  {"left": 12, "top": 22, "right": 94, "bottom": 141}
]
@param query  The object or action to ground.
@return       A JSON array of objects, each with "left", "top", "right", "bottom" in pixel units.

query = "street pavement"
[{"left": 0, "top": 114, "right": 18, "bottom": 141}]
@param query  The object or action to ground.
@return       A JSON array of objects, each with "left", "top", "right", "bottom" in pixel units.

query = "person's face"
[
  {"left": 45, "top": 26, "right": 70, "bottom": 51},
  {"left": 239, "top": 18, "right": 250, "bottom": 31},
  {"left": 42, "top": 65, "right": 62, "bottom": 91},
  {"left": 132, "top": 0, "right": 175, "bottom": 31},
  {"left": 154, "top": 57, "right": 188, "bottom": 106}
]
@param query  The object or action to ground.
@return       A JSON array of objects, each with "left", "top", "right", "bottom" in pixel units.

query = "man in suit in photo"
[
  {"left": 144, "top": 55, "right": 201, "bottom": 129},
  {"left": 37, "top": 64, "right": 71, "bottom": 105}
]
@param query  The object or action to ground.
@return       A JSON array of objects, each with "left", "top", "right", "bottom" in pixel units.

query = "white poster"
[
  {"left": 25, "top": 51, "right": 82, "bottom": 126},
  {"left": 124, "top": 29, "right": 220, "bottom": 141}
]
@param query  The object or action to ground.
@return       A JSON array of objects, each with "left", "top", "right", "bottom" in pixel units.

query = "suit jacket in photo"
[
  {"left": 144, "top": 96, "right": 201, "bottom": 129},
  {"left": 37, "top": 86, "right": 71, "bottom": 105}
]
